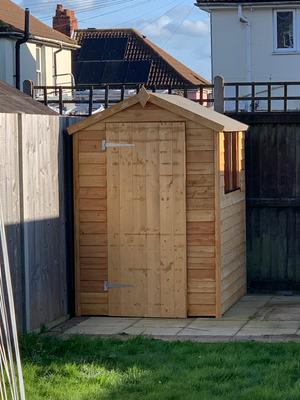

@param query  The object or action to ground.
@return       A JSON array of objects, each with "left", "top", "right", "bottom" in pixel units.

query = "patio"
[{"left": 58, "top": 295, "right": 300, "bottom": 341}]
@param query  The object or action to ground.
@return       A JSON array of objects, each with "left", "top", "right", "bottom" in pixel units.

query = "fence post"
[
  {"left": 23, "top": 80, "right": 34, "bottom": 97},
  {"left": 214, "top": 75, "right": 224, "bottom": 113}
]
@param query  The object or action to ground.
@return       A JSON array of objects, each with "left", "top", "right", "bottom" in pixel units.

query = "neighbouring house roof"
[
  {"left": 0, "top": 0, "right": 77, "bottom": 48},
  {"left": 73, "top": 28, "right": 209, "bottom": 87},
  {"left": 68, "top": 87, "right": 248, "bottom": 135},
  {"left": 197, "top": 0, "right": 300, "bottom": 5},
  {"left": 0, "top": 81, "right": 57, "bottom": 115}
]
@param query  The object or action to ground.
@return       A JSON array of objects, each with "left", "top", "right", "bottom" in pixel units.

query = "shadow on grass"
[{"left": 20, "top": 334, "right": 300, "bottom": 400}]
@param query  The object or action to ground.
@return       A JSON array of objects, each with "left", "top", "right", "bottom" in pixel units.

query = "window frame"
[
  {"left": 36, "top": 45, "right": 44, "bottom": 86},
  {"left": 274, "top": 9, "right": 296, "bottom": 52},
  {"left": 224, "top": 131, "right": 240, "bottom": 194}
]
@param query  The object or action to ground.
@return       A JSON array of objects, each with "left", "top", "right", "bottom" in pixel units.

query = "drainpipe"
[
  {"left": 54, "top": 44, "right": 63, "bottom": 86},
  {"left": 238, "top": 5, "right": 252, "bottom": 82},
  {"left": 15, "top": 8, "right": 30, "bottom": 90}
]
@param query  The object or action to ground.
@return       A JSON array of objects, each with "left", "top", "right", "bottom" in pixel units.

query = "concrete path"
[{"left": 59, "top": 295, "right": 300, "bottom": 341}]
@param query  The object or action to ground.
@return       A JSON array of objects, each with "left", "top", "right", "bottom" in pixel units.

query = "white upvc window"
[
  {"left": 36, "top": 45, "right": 43, "bottom": 85},
  {"left": 274, "top": 9, "right": 296, "bottom": 51}
]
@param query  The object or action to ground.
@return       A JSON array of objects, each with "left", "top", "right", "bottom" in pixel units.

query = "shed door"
[{"left": 106, "top": 122, "right": 187, "bottom": 318}]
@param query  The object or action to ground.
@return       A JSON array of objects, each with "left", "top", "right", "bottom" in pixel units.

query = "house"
[
  {"left": 0, "top": 0, "right": 78, "bottom": 89},
  {"left": 51, "top": 4, "right": 210, "bottom": 101},
  {"left": 196, "top": 0, "right": 300, "bottom": 83},
  {"left": 71, "top": 28, "right": 209, "bottom": 93}
]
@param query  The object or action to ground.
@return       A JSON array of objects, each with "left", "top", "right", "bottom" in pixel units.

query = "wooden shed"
[{"left": 68, "top": 88, "right": 248, "bottom": 318}]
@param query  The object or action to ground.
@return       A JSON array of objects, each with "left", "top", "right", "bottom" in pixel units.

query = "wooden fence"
[
  {"left": 0, "top": 113, "right": 78, "bottom": 332},
  {"left": 232, "top": 113, "right": 300, "bottom": 291}
]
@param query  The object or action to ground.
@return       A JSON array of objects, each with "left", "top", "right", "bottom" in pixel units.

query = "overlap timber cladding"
[
  {"left": 186, "top": 121, "right": 217, "bottom": 317},
  {"left": 74, "top": 103, "right": 219, "bottom": 317},
  {"left": 219, "top": 132, "right": 246, "bottom": 313}
]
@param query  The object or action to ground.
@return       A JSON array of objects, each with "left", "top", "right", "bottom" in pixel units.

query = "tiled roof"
[
  {"left": 0, "top": 0, "right": 77, "bottom": 47},
  {"left": 0, "top": 81, "right": 57, "bottom": 115},
  {"left": 73, "top": 29, "right": 209, "bottom": 86}
]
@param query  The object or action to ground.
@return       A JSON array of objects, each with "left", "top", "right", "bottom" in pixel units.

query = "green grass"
[{"left": 21, "top": 334, "right": 300, "bottom": 400}]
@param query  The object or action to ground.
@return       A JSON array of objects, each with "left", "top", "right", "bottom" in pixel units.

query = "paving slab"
[
  {"left": 58, "top": 295, "right": 300, "bottom": 341},
  {"left": 236, "top": 327, "right": 299, "bottom": 337},
  {"left": 133, "top": 318, "right": 191, "bottom": 329},
  {"left": 255, "top": 304, "right": 300, "bottom": 321},
  {"left": 65, "top": 326, "right": 125, "bottom": 335},
  {"left": 243, "top": 320, "right": 300, "bottom": 329},
  {"left": 240, "top": 295, "right": 272, "bottom": 303},
  {"left": 189, "top": 319, "right": 244, "bottom": 328},
  {"left": 123, "top": 327, "right": 145, "bottom": 336},
  {"left": 179, "top": 326, "right": 242, "bottom": 337},
  {"left": 79, "top": 317, "right": 140, "bottom": 326},
  {"left": 143, "top": 327, "right": 183, "bottom": 336}
]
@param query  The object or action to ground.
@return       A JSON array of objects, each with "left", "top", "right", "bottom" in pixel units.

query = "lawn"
[{"left": 21, "top": 334, "right": 300, "bottom": 400}]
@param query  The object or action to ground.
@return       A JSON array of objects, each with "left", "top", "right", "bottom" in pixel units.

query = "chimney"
[{"left": 53, "top": 4, "right": 78, "bottom": 37}]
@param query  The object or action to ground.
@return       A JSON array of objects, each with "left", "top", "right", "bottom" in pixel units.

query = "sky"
[{"left": 15, "top": 0, "right": 211, "bottom": 80}]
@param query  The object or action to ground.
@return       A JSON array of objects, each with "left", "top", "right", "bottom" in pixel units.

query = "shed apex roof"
[
  {"left": 0, "top": 81, "right": 57, "bottom": 115},
  {"left": 67, "top": 88, "right": 248, "bottom": 134}
]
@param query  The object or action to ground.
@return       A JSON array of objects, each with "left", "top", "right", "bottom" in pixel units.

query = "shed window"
[
  {"left": 224, "top": 132, "right": 240, "bottom": 194},
  {"left": 275, "top": 10, "right": 295, "bottom": 50}
]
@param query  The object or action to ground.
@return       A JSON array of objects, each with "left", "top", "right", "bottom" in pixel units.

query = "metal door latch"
[
  {"left": 101, "top": 140, "right": 135, "bottom": 151},
  {"left": 104, "top": 281, "right": 135, "bottom": 291}
]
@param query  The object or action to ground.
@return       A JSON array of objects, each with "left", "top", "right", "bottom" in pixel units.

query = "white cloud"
[
  {"left": 141, "top": 15, "right": 172, "bottom": 39},
  {"left": 181, "top": 19, "right": 209, "bottom": 36},
  {"left": 136, "top": 7, "right": 211, "bottom": 80}
]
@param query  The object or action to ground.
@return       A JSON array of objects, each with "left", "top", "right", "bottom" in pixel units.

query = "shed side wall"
[
  {"left": 219, "top": 131, "right": 247, "bottom": 314},
  {"left": 186, "top": 121, "right": 217, "bottom": 317},
  {"left": 74, "top": 128, "right": 108, "bottom": 316}
]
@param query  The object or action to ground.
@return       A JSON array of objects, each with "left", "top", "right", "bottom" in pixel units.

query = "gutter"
[
  {"left": 197, "top": 2, "right": 300, "bottom": 10},
  {"left": 0, "top": 32, "right": 80, "bottom": 50},
  {"left": 15, "top": 8, "right": 30, "bottom": 90},
  {"left": 32, "top": 34, "right": 80, "bottom": 50}
]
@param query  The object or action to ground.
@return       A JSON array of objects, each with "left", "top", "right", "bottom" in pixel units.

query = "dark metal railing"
[
  {"left": 223, "top": 81, "right": 300, "bottom": 113},
  {"left": 29, "top": 79, "right": 300, "bottom": 116},
  {"left": 31, "top": 83, "right": 213, "bottom": 116}
]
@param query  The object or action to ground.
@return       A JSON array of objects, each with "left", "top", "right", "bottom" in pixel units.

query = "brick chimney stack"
[{"left": 53, "top": 4, "right": 78, "bottom": 37}]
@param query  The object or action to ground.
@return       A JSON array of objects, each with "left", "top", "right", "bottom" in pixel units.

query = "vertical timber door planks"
[
  {"left": 106, "top": 122, "right": 187, "bottom": 318},
  {"left": 106, "top": 124, "right": 121, "bottom": 315},
  {"left": 146, "top": 124, "right": 161, "bottom": 316}
]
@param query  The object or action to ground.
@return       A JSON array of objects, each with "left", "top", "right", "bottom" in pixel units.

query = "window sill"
[
  {"left": 225, "top": 187, "right": 241, "bottom": 195},
  {"left": 272, "top": 50, "right": 300, "bottom": 55}
]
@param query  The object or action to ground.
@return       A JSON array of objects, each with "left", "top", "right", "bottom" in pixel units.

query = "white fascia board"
[{"left": 197, "top": 2, "right": 300, "bottom": 10}]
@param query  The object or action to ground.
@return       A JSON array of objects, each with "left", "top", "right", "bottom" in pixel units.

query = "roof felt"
[
  {"left": 68, "top": 88, "right": 248, "bottom": 135},
  {"left": 73, "top": 29, "right": 209, "bottom": 86},
  {"left": 0, "top": 0, "right": 77, "bottom": 46},
  {"left": 152, "top": 93, "right": 248, "bottom": 132},
  {"left": 0, "top": 81, "right": 57, "bottom": 115}
]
